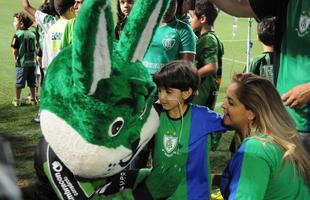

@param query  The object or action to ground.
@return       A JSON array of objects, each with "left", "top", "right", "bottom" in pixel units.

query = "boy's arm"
[
  {"left": 198, "top": 62, "right": 218, "bottom": 78},
  {"left": 198, "top": 34, "right": 220, "bottom": 78},
  {"left": 22, "top": 0, "right": 37, "bottom": 19},
  {"left": 209, "top": 0, "right": 256, "bottom": 17},
  {"left": 11, "top": 35, "right": 19, "bottom": 60},
  {"left": 12, "top": 49, "right": 18, "bottom": 60},
  {"left": 179, "top": 23, "right": 196, "bottom": 63}
]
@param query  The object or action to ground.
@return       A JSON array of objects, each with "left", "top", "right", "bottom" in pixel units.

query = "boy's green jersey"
[
  {"left": 60, "top": 18, "right": 76, "bottom": 50},
  {"left": 192, "top": 31, "right": 224, "bottom": 109},
  {"left": 249, "top": 52, "right": 274, "bottom": 85},
  {"left": 145, "top": 105, "right": 227, "bottom": 199},
  {"left": 221, "top": 135, "right": 310, "bottom": 199},
  {"left": 11, "top": 29, "right": 37, "bottom": 68}
]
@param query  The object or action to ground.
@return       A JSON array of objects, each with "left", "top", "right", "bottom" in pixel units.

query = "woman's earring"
[{"left": 248, "top": 119, "right": 256, "bottom": 136}]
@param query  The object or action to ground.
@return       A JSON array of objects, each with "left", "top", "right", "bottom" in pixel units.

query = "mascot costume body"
[{"left": 35, "top": 0, "right": 170, "bottom": 199}]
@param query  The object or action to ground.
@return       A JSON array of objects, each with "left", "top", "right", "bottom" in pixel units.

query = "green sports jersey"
[
  {"left": 11, "top": 29, "right": 37, "bottom": 68},
  {"left": 249, "top": 52, "right": 274, "bottom": 85},
  {"left": 221, "top": 135, "right": 310, "bottom": 199},
  {"left": 145, "top": 105, "right": 227, "bottom": 199},
  {"left": 277, "top": 0, "right": 310, "bottom": 132},
  {"left": 249, "top": 0, "right": 310, "bottom": 132},
  {"left": 143, "top": 17, "right": 196, "bottom": 75},
  {"left": 60, "top": 18, "right": 75, "bottom": 49},
  {"left": 35, "top": 11, "right": 58, "bottom": 52},
  {"left": 192, "top": 31, "right": 224, "bottom": 109}
]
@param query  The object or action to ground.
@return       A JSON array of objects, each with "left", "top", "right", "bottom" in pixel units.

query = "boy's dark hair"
[
  {"left": 13, "top": 12, "right": 33, "bottom": 29},
  {"left": 39, "top": 1, "right": 58, "bottom": 17},
  {"left": 54, "top": 0, "right": 75, "bottom": 16},
  {"left": 153, "top": 60, "right": 200, "bottom": 103},
  {"left": 188, "top": 0, "right": 195, "bottom": 10},
  {"left": 257, "top": 17, "right": 275, "bottom": 46},
  {"left": 195, "top": 0, "right": 218, "bottom": 26}
]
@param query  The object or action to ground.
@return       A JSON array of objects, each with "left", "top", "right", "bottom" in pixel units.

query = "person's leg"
[
  {"left": 29, "top": 87, "right": 36, "bottom": 100},
  {"left": 298, "top": 132, "right": 310, "bottom": 156},
  {"left": 15, "top": 88, "right": 22, "bottom": 101},
  {"left": 13, "top": 67, "right": 25, "bottom": 106},
  {"left": 26, "top": 67, "right": 38, "bottom": 105}
]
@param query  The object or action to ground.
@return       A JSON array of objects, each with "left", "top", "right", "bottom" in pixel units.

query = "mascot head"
[{"left": 40, "top": 0, "right": 169, "bottom": 178}]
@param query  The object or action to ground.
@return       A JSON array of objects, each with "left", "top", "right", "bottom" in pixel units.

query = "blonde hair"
[{"left": 232, "top": 73, "right": 310, "bottom": 187}]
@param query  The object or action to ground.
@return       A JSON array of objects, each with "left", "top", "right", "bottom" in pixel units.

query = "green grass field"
[{"left": 0, "top": 1, "right": 261, "bottom": 199}]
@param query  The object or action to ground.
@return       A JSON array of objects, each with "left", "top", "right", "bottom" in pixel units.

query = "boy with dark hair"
[
  {"left": 188, "top": 0, "right": 224, "bottom": 152},
  {"left": 188, "top": 0, "right": 224, "bottom": 110},
  {"left": 134, "top": 60, "right": 227, "bottom": 199},
  {"left": 248, "top": 17, "right": 275, "bottom": 85},
  {"left": 44, "top": 0, "right": 75, "bottom": 65},
  {"left": 11, "top": 12, "right": 37, "bottom": 106},
  {"left": 60, "top": 0, "right": 84, "bottom": 49}
]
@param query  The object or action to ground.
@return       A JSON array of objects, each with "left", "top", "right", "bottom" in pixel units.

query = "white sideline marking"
[
  {"left": 222, "top": 39, "right": 258, "bottom": 42},
  {"left": 222, "top": 57, "right": 247, "bottom": 65}
]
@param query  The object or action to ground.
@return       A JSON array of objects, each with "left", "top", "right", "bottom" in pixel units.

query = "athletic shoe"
[
  {"left": 25, "top": 98, "right": 38, "bottom": 106},
  {"left": 32, "top": 113, "right": 40, "bottom": 123},
  {"left": 211, "top": 189, "right": 224, "bottom": 200},
  {"left": 12, "top": 99, "right": 21, "bottom": 107}
]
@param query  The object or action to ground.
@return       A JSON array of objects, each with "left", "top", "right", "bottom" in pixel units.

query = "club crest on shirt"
[
  {"left": 296, "top": 11, "right": 310, "bottom": 37},
  {"left": 162, "top": 37, "right": 176, "bottom": 50},
  {"left": 163, "top": 135, "right": 178, "bottom": 155}
]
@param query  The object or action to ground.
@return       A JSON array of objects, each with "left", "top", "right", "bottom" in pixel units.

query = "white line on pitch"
[
  {"left": 221, "top": 39, "right": 258, "bottom": 42},
  {"left": 222, "top": 57, "right": 247, "bottom": 65}
]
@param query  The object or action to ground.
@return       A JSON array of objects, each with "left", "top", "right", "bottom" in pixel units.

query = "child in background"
[
  {"left": 248, "top": 17, "right": 275, "bottom": 85},
  {"left": 188, "top": 0, "right": 224, "bottom": 110},
  {"left": 23, "top": 0, "right": 58, "bottom": 71},
  {"left": 115, "top": 0, "right": 135, "bottom": 41},
  {"left": 188, "top": 0, "right": 224, "bottom": 152},
  {"left": 60, "top": 0, "right": 84, "bottom": 49},
  {"left": 132, "top": 60, "right": 227, "bottom": 199},
  {"left": 143, "top": 0, "right": 196, "bottom": 75},
  {"left": 23, "top": 0, "right": 75, "bottom": 123},
  {"left": 34, "top": 2, "right": 58, "bottom": 100},
  {"left": 11, "top": 12, "right": 37, "bottom": 106}
]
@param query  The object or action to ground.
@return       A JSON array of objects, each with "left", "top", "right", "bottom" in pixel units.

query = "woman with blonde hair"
[{"left": 221, "top": 73, "right": 310, "bottom": 199}]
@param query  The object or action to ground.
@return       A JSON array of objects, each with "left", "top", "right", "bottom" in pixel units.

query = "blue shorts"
[{"left": 15, "top": 66, "right": 36, "bottom": 89}]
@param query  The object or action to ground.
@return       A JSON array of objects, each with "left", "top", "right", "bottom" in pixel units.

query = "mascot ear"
[
  {"left": 117, "top": 0, "right": 170, "bottom": 62},
  {"left": 72, "top": 0, "right": 114, "bottom": 95}
]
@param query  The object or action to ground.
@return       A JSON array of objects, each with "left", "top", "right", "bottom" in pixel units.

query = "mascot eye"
[{"left": 109, "top": 117, "right": 124, "bottom": 137}]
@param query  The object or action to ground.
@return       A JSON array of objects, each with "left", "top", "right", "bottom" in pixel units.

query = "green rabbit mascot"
[{"left": 34, "top": 0, "right": 171, "bottom": 199}]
